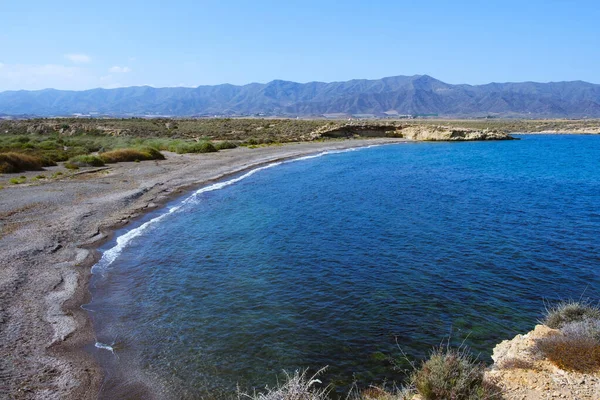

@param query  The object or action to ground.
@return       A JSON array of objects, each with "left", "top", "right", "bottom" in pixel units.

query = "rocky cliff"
[
  {"left": 315, "top": 123, "right": 515, "bottom": 141},
  {"left": 486, "top": 325, "right": 600, "bottom": 399}
]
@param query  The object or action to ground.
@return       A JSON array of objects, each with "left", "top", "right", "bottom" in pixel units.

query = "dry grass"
[
  {"left": 354, "top": 385, "right": 414, "bottom": 400},
  {"left": 0, "top": 152, "right": 45, "bottom": 173},
  {"left": 100, "top": 147, "right": 164, "bottom": 163},
  {"left": 238, "top": 368, "right": 329, "bottom": 400},
  {"left": 543, "top": 300, "right": 600, "bottom": 329},
  {"left": 497, "top": 358, "right": 537, "bottom": 371},
  {"left": 536, "top": 334, "right": 600, "bottom": 372},
  {"left": 537, "top": 299, "right": 600, "bottom": 372}
]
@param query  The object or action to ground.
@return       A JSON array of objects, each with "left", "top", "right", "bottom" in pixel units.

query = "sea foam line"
[{"left": 93, "top": 145, "right": 382, "bottom": 273}]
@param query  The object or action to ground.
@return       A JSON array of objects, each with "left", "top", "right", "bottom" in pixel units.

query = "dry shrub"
[
  {"left": 497, "top": 358, "right": 537, "bottom": 371},
  {"left": 543, "top": 300, "right": 600, "bottom": 329},
  {"left": 100, "top": 147, "right": 164, "bottom": 163},
  {"left": 239, "top": 368, "right": 329, "bottom": 400},
  {"left": 0, "top": 152, "right": 44, "bottom": 173},
  {"left": 535, "top": 334, "right": 600, "bottom": 372},
  {"left": 357, "top": 385, "right": 413, "bottom": 400},
  {"left": 411, "top": 346, "right": 502, "bottom": 400}
]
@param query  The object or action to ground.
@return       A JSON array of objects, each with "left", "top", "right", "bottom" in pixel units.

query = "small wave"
[
  {"left": 95, "top": 341, "right": 115, "bottom": 353},
  {"left": 93, "top": 144, "right": 386, "bottom": 273}
]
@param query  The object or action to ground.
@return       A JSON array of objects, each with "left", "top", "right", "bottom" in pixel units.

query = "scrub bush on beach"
[
  {"left": 66, "top": 154, "right": 106, "bottom": 167},
  {"left": 100, "top": 147, "right": 165, "bottom": 163},
  {"left": 215, "top": 140, "right": 238, "bottom": 150},
  {"left": 168, "top": 141, "right": 218, "bottom": 154},
  {"left": 0, "top": 152, "right": 45, "bottom": 173}
]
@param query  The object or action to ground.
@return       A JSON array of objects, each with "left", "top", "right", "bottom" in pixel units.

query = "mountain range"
[{"left": 1, "top": 75, "right": 600, "bottom": 118}]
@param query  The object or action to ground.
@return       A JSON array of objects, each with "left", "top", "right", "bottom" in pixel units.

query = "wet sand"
[{"left": 0, "top": 138, "right": 406, "bottom": 399}]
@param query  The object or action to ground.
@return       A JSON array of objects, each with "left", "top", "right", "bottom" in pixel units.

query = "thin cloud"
[
  {"left": 0, "top": 63, "right": 90, "bottom": 90},
  {"left": 65, "top": 53, "right": 91, "bottom": 64},
  {"left": 109, "top": 66, "right": 131, "bottom": 73}
]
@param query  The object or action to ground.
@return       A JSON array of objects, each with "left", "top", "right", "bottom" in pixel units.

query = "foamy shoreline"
[{"left": 0, "top": 138, "right": 407, "bottom": 399}]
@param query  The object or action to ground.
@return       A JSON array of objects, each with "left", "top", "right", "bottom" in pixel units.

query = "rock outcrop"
[
  {"left": 486, "top": 325, "right": 600, "bottom": 399},
  {"left": 398, "top": 125, "right": 514, "bottom": 141},
  {"left": 314, "top": 123, "right": 514, "bottom": 141}
]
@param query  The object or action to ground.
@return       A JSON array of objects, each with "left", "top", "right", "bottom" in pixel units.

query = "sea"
[{"left": 85, "top": 134, "right": 600, "bottom": 399}]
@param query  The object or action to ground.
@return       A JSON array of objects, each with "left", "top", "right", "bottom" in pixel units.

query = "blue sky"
[{"left": 1, "top": 0, "right": 599, "bottom": 91}]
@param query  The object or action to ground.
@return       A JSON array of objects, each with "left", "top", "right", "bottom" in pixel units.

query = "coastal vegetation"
[
  {"left": 0, "top": 152, "right": 46, "bottom": 173},
  {"left": 536, "top": 300, "right": 600, "bottom": 372},
  {"left": 2, "top": 116, "right": 587, "bottom": 174}
]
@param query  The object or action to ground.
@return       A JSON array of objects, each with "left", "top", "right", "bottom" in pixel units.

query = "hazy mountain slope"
[{"left": 1, "top": 75, "right": 599, "bottom": 117}]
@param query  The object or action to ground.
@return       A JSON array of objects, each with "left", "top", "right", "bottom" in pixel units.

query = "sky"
[{"left": 1, "top": 0, "right": 599, "bottom": 91}]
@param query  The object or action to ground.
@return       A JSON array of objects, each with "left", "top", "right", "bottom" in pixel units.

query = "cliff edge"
[{"left": 486, "top": 325, "right": 600, "bottom": 399}]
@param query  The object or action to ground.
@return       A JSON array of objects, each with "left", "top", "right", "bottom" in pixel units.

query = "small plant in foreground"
[
  {"left": 352, "top": 384, "right": 414, "bottom": 400},
  {"left": 410, "top": 345, "right": 502, "bottom": 400},
  {"left": 238, "top": 368, "right": 329, "bottom": 400},
  {"left": 542, "top": 299, "right": 600, "bottom": 329}
]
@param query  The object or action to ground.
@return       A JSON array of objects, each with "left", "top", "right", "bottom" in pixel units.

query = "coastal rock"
[
  {"left": 398, "top": 125, "right": 514, "bottom": 141},
  {"left": 313, "top": 123, "right": 514, "bottom": 141},
  {"left": 486, "top": 325, "right": 600, "bottom": 399}
]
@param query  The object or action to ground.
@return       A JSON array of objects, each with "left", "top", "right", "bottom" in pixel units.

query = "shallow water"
[{"left": 86, "top": 135, "right": 600, "bottom": 398}]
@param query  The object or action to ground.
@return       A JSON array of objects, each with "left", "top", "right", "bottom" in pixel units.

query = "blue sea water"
[{"left": 86, "top": 135, "right": 600, "bottom": 399}]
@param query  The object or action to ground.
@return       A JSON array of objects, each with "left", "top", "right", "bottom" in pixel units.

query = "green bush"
[
  {"left": 9, "top": 176, "right": 27, "bottom": 185},
  {"left": 67, "top": 154, "right": 106, "bottom": 167},
  {"left": 169, "top": 141, "right": 218, "bottom": 154},
  {"left": 410, "top": 345, "right": 501, "bottom": 400},
  {"left": 100, "top": 147, "right": 165, "bottom": 163},
  {"left": 64, "top": 162, "right": 79, "bottom": 170},
  {"left": 543, "top": 300, "right": 600, "bottom": 329},
  {"left": 214, "top": 140, "right": 238, "bottom": 150}
]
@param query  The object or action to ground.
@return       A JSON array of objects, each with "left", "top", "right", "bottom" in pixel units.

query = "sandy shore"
[{"left": 0, "top": 138, "right": 407, "bottom": 399}]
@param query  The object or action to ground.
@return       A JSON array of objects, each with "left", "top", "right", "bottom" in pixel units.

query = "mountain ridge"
[{"left": 1, "top": 74, "right": 600, "bottom": 118}]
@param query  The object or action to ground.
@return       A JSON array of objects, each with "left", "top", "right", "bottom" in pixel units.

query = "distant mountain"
[{"left": 1, "top": 75, "right": 600, "bottom": 117}]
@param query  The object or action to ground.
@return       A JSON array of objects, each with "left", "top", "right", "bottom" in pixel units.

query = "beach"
[{"left": 0, "top": 138, "right": 406, "bottom": 399}]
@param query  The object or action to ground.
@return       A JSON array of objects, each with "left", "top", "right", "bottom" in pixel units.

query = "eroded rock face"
[
  {"left": 399, "top": 125, "right": 514, "bottom": 141},
  {"left": 314, "top": 123, "right": 515, "bottom": 141},
  {"left": 486, "top": 325, "right": 600, "bottom": 399}
]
